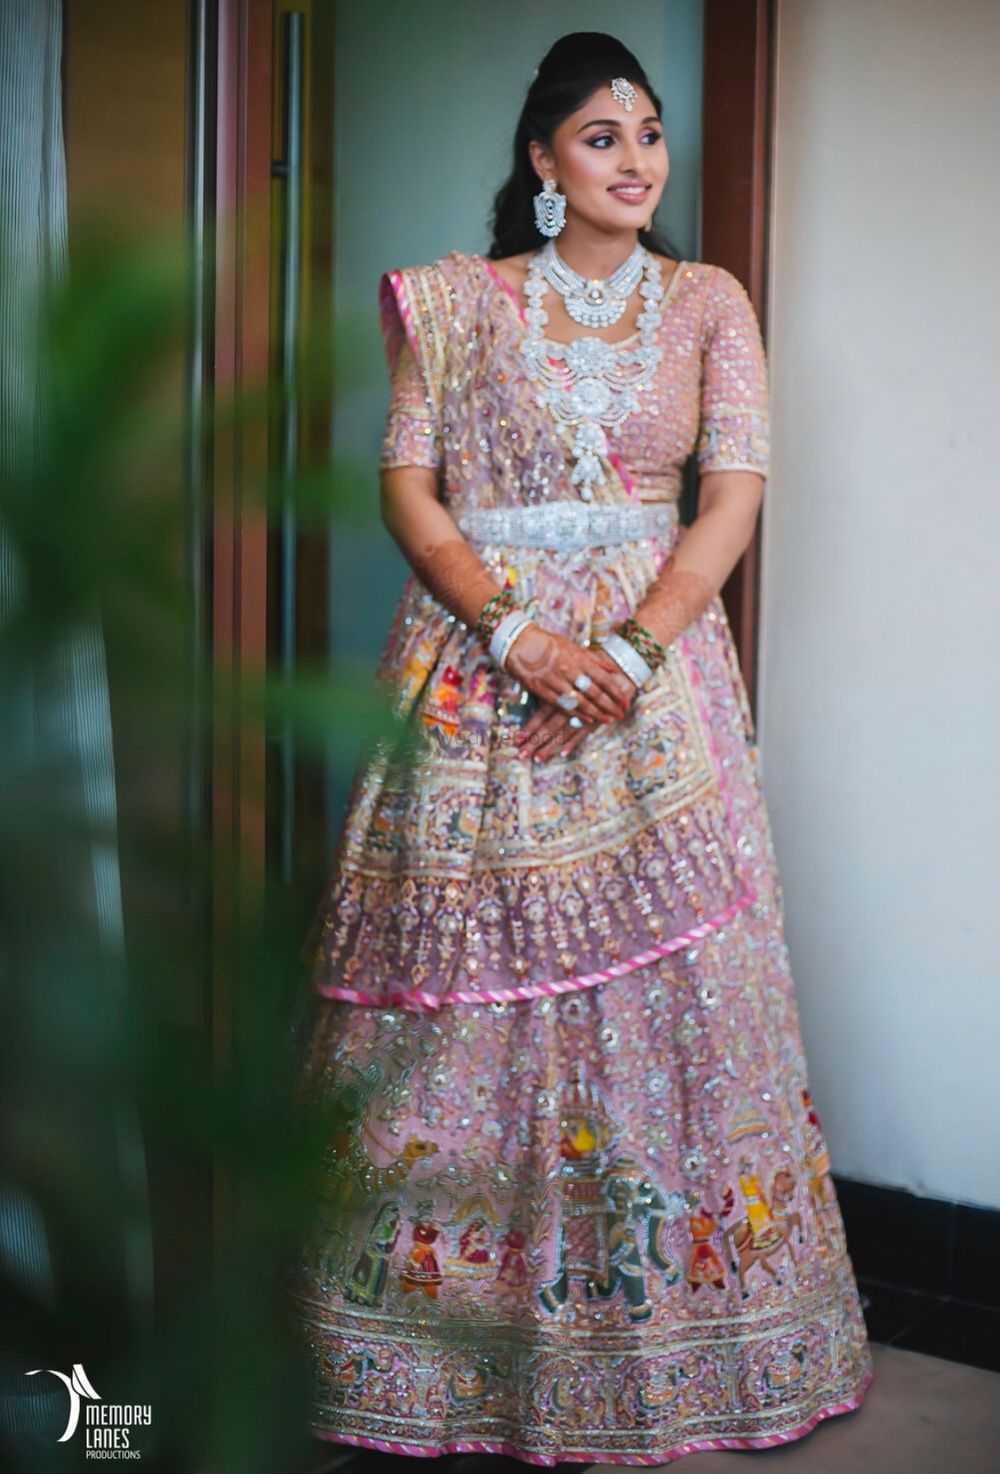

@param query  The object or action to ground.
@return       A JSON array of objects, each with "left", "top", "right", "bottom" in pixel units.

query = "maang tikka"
[
  {"left": 610, "top": 77, "right": 637, "bottom": 111},
  {"left": 533, "top": 176, "right": 566, "bottom": 238}
]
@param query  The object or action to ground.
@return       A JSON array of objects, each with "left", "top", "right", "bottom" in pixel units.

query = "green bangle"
[
  {"left": 620, "top": 617, "right": 667, "bottom": 663},
  {"left": 477, "top": 588, "right": 516, "bottom": 641}
]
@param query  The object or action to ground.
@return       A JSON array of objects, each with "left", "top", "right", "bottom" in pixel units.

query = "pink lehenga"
[{"left": 286, "top": 248, "right": 873, "bottom": 1465}]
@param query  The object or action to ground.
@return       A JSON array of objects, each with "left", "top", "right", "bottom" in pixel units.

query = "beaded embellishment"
[{"left": 519, "top": 244, "right": 665, "bottom": 501}]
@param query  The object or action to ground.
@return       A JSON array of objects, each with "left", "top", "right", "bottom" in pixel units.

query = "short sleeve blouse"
[
  {"left": 695, "top": 267, "right": 770, "bottom": 477},
  {"left": 379, "top": 336, "right": 442, "bottom": 471}
]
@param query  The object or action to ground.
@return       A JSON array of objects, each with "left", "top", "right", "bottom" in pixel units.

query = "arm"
[
  {"left": 379, "top": 463, "right": 632, "bottom": 725},
  {"left": 629, "top": 469, "right": 763, "bottom": 651},
  {"left": 517, "top": 471, "right": 763, "bottom": 764},
  {"left": 520, "top": 267, "right": 770, "bottom": 762},
  {"left": 610, "top": 267, "right": 771, "bottom": 676},
  {"left": 380, "top": 465, "right": 502, "bottom": 630},
  {"left": 377, "top": 276, "right": 635, "bottom": 725}
]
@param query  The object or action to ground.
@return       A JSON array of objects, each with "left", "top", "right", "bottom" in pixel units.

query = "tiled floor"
[{"left": 310, "top": 1343, "right": 1000, "bottom": 1473}]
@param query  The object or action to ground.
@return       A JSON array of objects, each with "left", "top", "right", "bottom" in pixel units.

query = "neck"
[{"left": 544, "top": 224, "right": 642, "bottom": 279}]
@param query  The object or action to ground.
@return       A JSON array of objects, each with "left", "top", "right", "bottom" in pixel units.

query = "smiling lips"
[{"left": 609, "top": 183, "right": 651, "bottom": 204}]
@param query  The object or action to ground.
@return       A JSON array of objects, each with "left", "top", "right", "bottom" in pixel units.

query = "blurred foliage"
[{"left": 0, "top": 225, "right": 396, "bottom": 1472}]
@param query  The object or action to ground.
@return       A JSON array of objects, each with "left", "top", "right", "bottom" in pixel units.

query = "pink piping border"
[
  {"left": 312, "top": 1364, "right": 873, "bottom": 1466},
  {"left": 313, "top": 889, "right": 756, "bottom": 1011}
]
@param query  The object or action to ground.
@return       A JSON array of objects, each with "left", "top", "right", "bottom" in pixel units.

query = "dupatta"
[{"left": 305, "top": 251, "right": 756, "bottom": 1010}]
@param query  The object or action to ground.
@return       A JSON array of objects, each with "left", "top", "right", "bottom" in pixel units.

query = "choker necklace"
[
  {"left": 519, "top": 246, "right": 664, "bottom": 501},
  {"left": 539, "top": 238, "right": 645, "bottom": 327}
]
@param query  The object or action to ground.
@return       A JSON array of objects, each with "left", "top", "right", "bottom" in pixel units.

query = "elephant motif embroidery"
[{"left": 539, "top": 1064, "right": 683, "bottom": 1322}]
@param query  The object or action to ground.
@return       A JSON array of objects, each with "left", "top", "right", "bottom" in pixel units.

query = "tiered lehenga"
[{"left": 285, "top": 248, "right": 873, "bottom": 1465}]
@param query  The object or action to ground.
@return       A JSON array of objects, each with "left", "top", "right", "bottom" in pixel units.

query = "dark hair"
[{"left": 486, "top": 31, "right": 681, "bottom": 261}]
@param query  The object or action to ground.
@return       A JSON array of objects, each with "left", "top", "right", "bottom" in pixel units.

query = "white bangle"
[
  {"left": 489, "top": 610, "right": 534, "bottom": 671},
  {"left": 596, "top": 632, "right": 653, "bottom": 689}
]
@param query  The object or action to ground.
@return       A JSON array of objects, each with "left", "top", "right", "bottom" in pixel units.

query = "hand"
[
  {"left": 503, "top": 625, "right": 636, "bottom": 725},
  {"left": 513, "top": 647, "right": 640, "bottom": 763}
]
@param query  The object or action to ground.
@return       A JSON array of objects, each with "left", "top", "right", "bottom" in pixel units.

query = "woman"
[{"left": 287, "top": 30, "right": 873, "bottom": 1468}]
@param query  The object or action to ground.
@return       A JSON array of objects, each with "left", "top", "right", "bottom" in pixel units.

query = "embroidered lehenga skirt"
[{"left": 284, "top": 249, "right": 873, "bottom": 1465}]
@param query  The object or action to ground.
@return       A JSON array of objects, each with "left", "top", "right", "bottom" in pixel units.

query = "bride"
[{"left": 286, "top": 28, "right": 872, "bottom": 1469}]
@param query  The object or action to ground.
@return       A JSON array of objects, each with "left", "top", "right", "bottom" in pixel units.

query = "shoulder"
[
  {"left": 477, "top": 251, "right": 533, "bottom": 293},
  {"left": 409, "top": 248, "right": 487, "bottom": 280},
  {"left": 690, "top": 262, "right": 763, "bottom": 347},
  {"left": 648, "top": 251, "right": 685, "bottom": 274},
  {"left": 381, "top": 250, "right": 484, "bottom": 307},
  {"left": 379, "top": 254, "right": 469, "bottom": 325},
  {"left": 695, "top": 260, "right": 756, "bottom": 308}
]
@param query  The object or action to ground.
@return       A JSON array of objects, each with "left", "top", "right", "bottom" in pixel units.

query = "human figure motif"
[
  {"left": 457, "top": 1217, "right": 492, "bottom": 1267},
  {"left": 446, "top": 1191, "right": 498, "bottom": 1278},
  {"left": 737, "top": 1157, "right": 784, "bottom": 1249},
  {"left": 305, "top": 1062, "right": 439, "bottom": 1283},
  {"left": 769, "top": 1168, "right": 805, "bottom": 1247},
  {"left": 802, "top": 1088, "right": 835, "bottom": 1214},
  {"left": 400, "top": 1204, "right": 444, "bottom": 1298},
  {"left": 684, "top": 1186, "right": 733, "bottom": 1292},
  {"left": 496, "top": 1221, "right": 529, "bottom": 1289},
  {"left": 343, "top": 1200, "right": 401, "bottom": 1308},
  {"left": 725, "top": 1156, "right": 797, "bottom": 1297}
]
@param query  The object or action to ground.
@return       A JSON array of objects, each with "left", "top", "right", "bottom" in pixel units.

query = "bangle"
[
  {"left": 618, "top": 616, "right": 667, "bottom": 668},
  {"left": 596, "top": 632, "right": 652, "bottom": 689},
  {"left": 477, "top": 587, "right": 517, "bottom": 644},
  {"left": 489, "top": 610, "right": 534, "bottom": 671}
]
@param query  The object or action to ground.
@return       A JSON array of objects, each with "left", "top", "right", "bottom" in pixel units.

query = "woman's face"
[{"left": 530, "top": 83, "right": 669, "bottom": 236}]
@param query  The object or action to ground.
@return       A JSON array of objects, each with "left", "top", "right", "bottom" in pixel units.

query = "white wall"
[{"left": 761, "top": 0, "right": 1000, "bottom": 1209}]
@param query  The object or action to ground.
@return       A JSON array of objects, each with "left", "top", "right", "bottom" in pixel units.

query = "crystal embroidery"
[
  {"left": 519, "top": 243, "right": 664, "bottom": 501},
  {"left": 455, "top": 498, "right": 678, "bottom": 552}
]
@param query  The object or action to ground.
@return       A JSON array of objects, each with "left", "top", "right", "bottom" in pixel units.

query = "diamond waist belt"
[{"left": 455, "top": 499, "right": 678, "bottom": 552}]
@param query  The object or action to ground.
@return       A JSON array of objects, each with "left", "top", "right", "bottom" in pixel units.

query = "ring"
[
  {"left": 573, "top": 673, "right": 593, "bottom": 693},
  {"left": 568, "top": 715, "right": 584, "bottom": 729},
  {"left": 556, "top": 691, "right": 580, "bottom": 712}
]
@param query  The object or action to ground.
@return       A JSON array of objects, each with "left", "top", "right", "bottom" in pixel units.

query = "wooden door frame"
[
  {"left": 702, "top": 0, "right": 775, "bottom": 716},
  {"left": 189, "top": 0, "right": 274, "bottom": 1247}
]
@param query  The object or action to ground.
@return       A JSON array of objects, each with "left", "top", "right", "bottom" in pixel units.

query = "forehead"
[{"left": 559, "top": 83, "right": 657, "bottom": 128}]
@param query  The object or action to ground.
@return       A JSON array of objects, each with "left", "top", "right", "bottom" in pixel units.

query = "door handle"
[{"left": 271, "top": 10, "right": 304, "bottom": 884}]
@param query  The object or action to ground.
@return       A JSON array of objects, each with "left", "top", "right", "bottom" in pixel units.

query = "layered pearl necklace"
[{"left": 519, "top": 241, "right": 664, "bottom": 501}]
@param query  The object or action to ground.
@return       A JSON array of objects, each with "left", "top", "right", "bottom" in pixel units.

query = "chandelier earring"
[{"left": 533, "top": 177, "right": 566, "bottom": 238}]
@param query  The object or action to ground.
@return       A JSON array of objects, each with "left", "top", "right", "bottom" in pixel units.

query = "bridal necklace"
[
  {"left": 540, "top": 238, "right": 646, "bottom": 327},
  {"left": 519, "top": 240, "right": 665, "bottom": 501}
]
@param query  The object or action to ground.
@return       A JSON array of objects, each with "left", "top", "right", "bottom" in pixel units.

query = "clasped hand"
[{"left": 503, "top": 624, "right": 638, "bottom": 763}]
